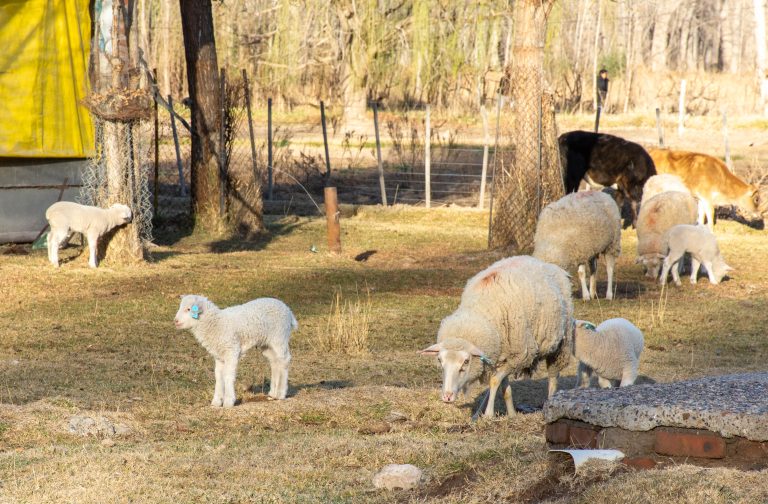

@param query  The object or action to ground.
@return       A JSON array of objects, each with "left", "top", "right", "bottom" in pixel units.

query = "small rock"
[
  {"left": 67, "top": 415, "right": 130, "bottom": 437},
  {"left": 101, "top": 438, "right": 116, "bottom": 447},
  {"left": 373, "top": 464, "right": 423, "bottom": 490}
]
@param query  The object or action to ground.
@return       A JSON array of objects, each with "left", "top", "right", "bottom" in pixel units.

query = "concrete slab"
[{"left": 544, "top": 373, "right": 768, "bottom": 441}]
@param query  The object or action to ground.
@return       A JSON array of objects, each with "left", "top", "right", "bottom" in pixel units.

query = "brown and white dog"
[{"left": 648, "top": 149, "right": 761, "bottom": 229}]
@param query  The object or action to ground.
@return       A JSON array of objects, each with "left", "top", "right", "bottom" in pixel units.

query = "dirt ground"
[{"left": 2, "top": 115, "right": 768, "bottom": 503}]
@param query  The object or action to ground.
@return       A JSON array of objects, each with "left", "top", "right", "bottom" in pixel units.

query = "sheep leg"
[
  {"left": 86, "top": 231, "right": 99, "bottom": 268},
  {"left": 263, "top": 348, "right": 291, "bottom": 400},
  {"left": 483, "top": 373, "right": 506, "bottom": 418},
  {"left": 222, "top": 355, "right": 239, "bottom": 408},
  {"left": 703, "top": 261, "right": 719, "bottom": 284},
  {"left": 597, "top": 376, "right": 613, "bottom": 389},
  {"left": 577, "top": 264, "right": 591, "bottom": 300},
  {"left": 211, "top": 359, "right": 225, "bottom": 407},
  {"left": 671, "top": 259, "right": 682, "bottom": 286},
  {"left": 48, "top": 227, "right": 67, "bottom": 267},
  {"left": 588, "top": 257, "right": 597, "bottom": 300},
  {"left": 620, "top": 362, "right": 639, "bottom": 387},
  {"left": 576, "top": 362, "right": 592, "bottom": 388},
  {"left": 501, "top": 376, "right": 515, "bottom": 416},
  {"left": 690, "top": 257, "right": 701, "bottom": 284},
  {"left": 604, "top": 255, "right": 615, "bottom": 300}
]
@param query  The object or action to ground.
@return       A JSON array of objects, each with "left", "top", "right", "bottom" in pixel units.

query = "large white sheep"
[
  {"left": 420, "top": 256, "right": 573, "bottom": 419},
  {"left": 533, "top": 190, "right": 621, "bottom": 300},
  {"left": 573, "top": 318, "right": 644, "bottom": 388},
  {"left": 45, "top": 201, "right": 133, "bottom": 268},
  {"left": 640, "top": 174, "right": 690, "bottom": 206},
  {"left": 174, "top": 295, "right": 297, "bottom": 407},
  {"left": 635, "top": 190, "right": 698, "bottom": 278},
  {"left": 659, "top": 224, "right": 733, "bottom": 286}
]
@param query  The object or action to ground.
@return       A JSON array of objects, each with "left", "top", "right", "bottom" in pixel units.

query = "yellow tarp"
[{"left": 0, "top": 0, "right": 94, "bottom": 158}]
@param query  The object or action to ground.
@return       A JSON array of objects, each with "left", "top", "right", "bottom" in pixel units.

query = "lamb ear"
[
  {"left": 724, "top": 264, "right": 734, "bottom": 272},
  {"left": 466, "top": 343, "right": 485, "bottom": 357},
  {"left": 419, "top": 343, "right": 442, "bottom": 356}
]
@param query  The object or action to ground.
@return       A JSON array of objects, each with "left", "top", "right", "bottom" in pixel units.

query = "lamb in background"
[
  {"left": 636, "top": 191, "right": 698, "bottom": 278},
  {"left": 420, "top": 256, "right": 573, "bottom": 419},
  {"left": 45, "top": 201, "right": 132, "bottom": 268},
  {"left": 174, "top": 295, "right": 297, "bottom": 407},
  {"left": 559, "top": 130, "right": 656, "bottom": 226},
  {"left": 573, "top": 318, "right": 644, "bottom": 389},
  {"left": 640, "top": 174, "right": 691, "bottom": 206},
  {"left": 533, "top": 190, "right": 621, "bottom": 300},
  {"left": 659, "top": 224, "right": 733, "bottom": 286}
]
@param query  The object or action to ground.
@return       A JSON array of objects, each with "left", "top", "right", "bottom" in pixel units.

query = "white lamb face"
[
  {"left": 636, "top": 254, "right": 662, "bottom": 278},
  {"left": 112, "top": 204, "right": 133, "bottom": 224},
  {"left": 174, "top": 295, "right": 205, "bottom": 330},
  {"left": 420, "top": 339, "right": 485, "bottom": 403},
  {"left": 711, "top": 258, "right": 734, "bottom": 284}
]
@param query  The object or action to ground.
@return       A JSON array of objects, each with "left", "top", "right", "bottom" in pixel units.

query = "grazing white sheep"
[
  {"left": 659, "top": 224, "right": 733, "bottom": 286},
  {"left": 636, "top": 191, "right": 698, "bottom": 278},
  {"left": 420, "top": 256, "right": 573, "bottom": 418},
  {"left": 45, "top": 201, "right": 133, "bottom": 268},
  {"left": 174, "top": 295, "right": 297, "bottom": 407},
  {"left": 573, "top": 318, "right": 644, "bottom": 388},
  {"left": 640, "top": 174, "right": 690, "bottom": 206},
  {"left": 533, "top": 190, "right": 621, "bottom": 300}
]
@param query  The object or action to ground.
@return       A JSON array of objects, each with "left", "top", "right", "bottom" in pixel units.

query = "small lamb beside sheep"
[
  {"left": 174, "top": 295, "right": 297, "bottom": 407},
  {"left": 659, "top": 224, "right": 733, "bottom": 286},
  {"left": 573, "top": 318, "right": 644, "bottom": 388},
  {"left": 534, "top": 190, "right": 621, "bottom": 300},
  {"left": 45, "top": 201, "right": 133, "bottom": 268},
  {"left": 420, "top": 256, "right": 573, "bottom": 418},
  {"left": 635, "top": 190, "right": 698, "bottom": 278}
]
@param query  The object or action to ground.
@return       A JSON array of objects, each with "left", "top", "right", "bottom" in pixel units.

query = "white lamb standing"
[
  {"left": 659, "top": 224, "right": 733, "bottom": 286},
  {"left": 573, "top": 318, "right": 644, "bottom": 389},
  {"left": 420, "top": 256, "right": 573, "bottom": 419},
  {"left": 174, "top": 295, "right": 297, "bottom": 407},
  {"left": 533, "top": 190, "right": 621, "bottom": 300},
  {"left": 640, "top": 174, "right": 691, "bottom": 206},
  {"left": 45, "top": 201, "right": 133, "bottom": 268},
  {"left": 636, "top": 191, "right": 698, "bottom": 278}
]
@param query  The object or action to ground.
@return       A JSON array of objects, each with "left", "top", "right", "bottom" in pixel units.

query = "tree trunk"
[
  {"left": 179, "top": 0, "right": 225, "bottom": 233},
  {"left": 334, "top": 1, "right": 369, "bottom": 128},
  {"left": 490, "top": 0, "right": 561, "bottom": 252},
  {"left": 754, "top": 0, "right": 768, "bottom": 114}
]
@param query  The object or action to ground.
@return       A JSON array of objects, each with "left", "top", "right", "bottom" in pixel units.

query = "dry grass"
[
  {"left": 316, "top": 286, "right": 372, "bottom": 355},
  {"left": 2, "top": 141, "right": 768, "bottom": 501}
]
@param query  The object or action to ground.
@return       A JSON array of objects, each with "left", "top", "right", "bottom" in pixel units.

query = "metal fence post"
[
  {"left": 655, "top": 107, "right": 665, "bottom": 148},
  {"left": 723, "top": 111, "right": 732, "bottom": 171},
  {"left": 487, "top": 93, "right": 503, "bottom": 248},
  {"left": 678, "top": 79, "right": 686, "bottom": 136},
  {"left": 242, "top": 69, "right": 259, "bottom": 191},
  {"left": 425, "top": 105, "right": 431, "bottom": 208},
  {"left": 219, "top": 68, "right": 227, "bottom": 218},
  {"left": 167, "top": 95, "right": 186, "bottom": 196},
  {"left": 268, "top": 97, "right": 274, "bottom": 199},
  {"left": 372, "top": 101, "right": 387, "bottom": 206},
  {"left": 153, "top": 68, "right": 159, "bottom": 212},
  {"left": 320, "top": 101, "right": 331, "bottom": 182},
  {"left": 479, "top": 104, "right": 489, "bottom": 209}
]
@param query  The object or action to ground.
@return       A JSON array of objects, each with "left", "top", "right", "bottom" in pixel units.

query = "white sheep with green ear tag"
[
  {"left": 420, "top": 256, "right": 573, "bottom": 419},
  {"left": 573, "top": 318, "right": 644, "bottom": 388},
  {"left": 174, "top": 294, "right": 297, "bottom": 407}
]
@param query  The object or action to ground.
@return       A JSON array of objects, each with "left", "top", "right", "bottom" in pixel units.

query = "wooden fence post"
[
  {"left": 324, "top": 186, "right": 341, "bottom": 254},
  {"left": 153, "top": 68, "right": 159, "bottom": 211},
  {"left": 655, "top": 107, "right": 665, "bottom": 148},
  {"left": 425, "top": 105, "right": 431, "bottom": 208}
]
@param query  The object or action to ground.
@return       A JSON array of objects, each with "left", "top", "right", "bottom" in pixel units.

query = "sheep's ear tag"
[
  {"left": 191, "top": 304, "right": 200, "bottom": 320},
  {"left": 479, "top": 355, "right": 493, "bottom": 366},
  {"left": 582, "top": 322, "right": 596, "bottom": 331}
]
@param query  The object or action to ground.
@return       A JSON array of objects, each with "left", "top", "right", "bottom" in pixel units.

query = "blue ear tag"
[
  {"left": 582, "top": 322, "right": 596, "bottom": 331},
  {"left": 479, "top": 355, "right": 493, "bottom": 366},
  {"left": 191, "top": 304, "right": 200, "bottom": 320}
]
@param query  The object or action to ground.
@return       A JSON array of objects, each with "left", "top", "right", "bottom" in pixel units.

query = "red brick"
[
  {"left": 622, "top": 457, "right": 658, "bottom": 470},
  {"left": 569, "top": 425, "right": 599, "bottom": 448},
  {"left": 545, "top": 422, "right": 570, "bottom": 444},
  {"left": 654, "top": 430, "right": 726, "bottom": 459},
  {"left": 734, "top": 440, "right": 768, "bottom": 460}
]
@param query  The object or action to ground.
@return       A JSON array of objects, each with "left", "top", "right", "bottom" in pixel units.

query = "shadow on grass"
[{"left": 246, "top": 379, "right": 352, "bottom": 398}]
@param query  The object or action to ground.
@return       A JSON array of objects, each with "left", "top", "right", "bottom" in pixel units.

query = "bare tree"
[
  {"left": 755, "top": 0, "right": 768, "bottom": 114},
  {"left": 179, "top": 0, "right": 226, "bottom": 232},
  {"left": 490, "top": 0, "right": 562, "bottom": 251}
]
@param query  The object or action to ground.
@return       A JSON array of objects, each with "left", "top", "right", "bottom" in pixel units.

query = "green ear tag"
[
  {"left": 582, "top": 322, "right": 596, "bottom": 331},
  {"left": 479, "top": 355, "right": 493, "bottom": 366}
]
